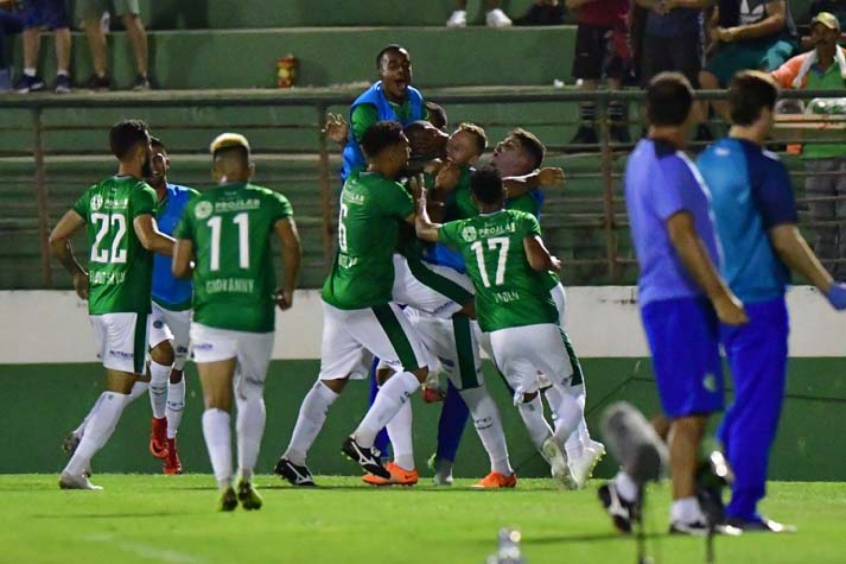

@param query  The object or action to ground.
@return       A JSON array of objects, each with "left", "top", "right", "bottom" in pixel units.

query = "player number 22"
[
  {"left": 471, "top": 236, "right": 509, "bottom": 288},
  {"left": 207, "top": 212, "right": 250, "bottom": 271},
  {"left": 90, "top": 212, "right": 128, "bottom": 264}
]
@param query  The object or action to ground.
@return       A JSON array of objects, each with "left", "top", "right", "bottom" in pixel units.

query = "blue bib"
[{"left": 152, "top": 184, "right": 194, "bottom": 308}]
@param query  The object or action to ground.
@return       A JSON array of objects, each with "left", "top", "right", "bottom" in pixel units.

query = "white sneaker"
[
  {"left": 486, "top": 8, "right": 512, "bottom": 28},
  {"left": 59, "top": 471, "right": 102, "bottom": 490},
  {"left": 446, "top": 10, "right": 467, "bottom": 28},
  {"left": 587, "top": 439, "right": 606, "bottom": 458},
  {"left": 541, "top": 438, "right": 574, "bottom": 488},
  {"left": 568, "top": 446, "right": 604, "bottom": 489}
]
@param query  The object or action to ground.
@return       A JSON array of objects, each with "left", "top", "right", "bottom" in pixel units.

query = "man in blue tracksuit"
[{"left": 698, "top": 71, "right": 846, "bottom": 532}]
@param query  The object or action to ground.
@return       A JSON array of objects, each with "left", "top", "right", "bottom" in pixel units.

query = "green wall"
[{"left": 4, "top": 358, "right": 845, "bottom": 480}]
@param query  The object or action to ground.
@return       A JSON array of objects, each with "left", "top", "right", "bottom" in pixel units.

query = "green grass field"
[{"left": 3, "top": 476, "right": 846, "bottom": 564}]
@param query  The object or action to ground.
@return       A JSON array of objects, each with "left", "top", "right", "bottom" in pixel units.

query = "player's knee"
[
  {"left": 521, "top": 391, "right": 539, "bottom": 403},
  {"left": 150, "top": 341, "right": 175, "bottom": 366},
  {"left": 236, "top": 376, "right": 265, "bottom": 402},
  {"left": 375, "top": 367, "right": 394, "bottom": 386},
  {"left": 321, "top": 377, "right": 348, "bottom": 394},
  {"left": 699, "top": 70, "right": 717, "bottom": 89},
  {"left": 169, "top": 368, "right": 184, "bottom": 384},
  {"left": 672, "top": 415, "right": 707, "bottom": 440},
  {"left": 411, "top": 366, "right": 429, "bottom": 383}
]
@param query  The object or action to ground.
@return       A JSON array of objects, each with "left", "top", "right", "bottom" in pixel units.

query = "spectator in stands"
[
  {"left": 565, "top": 0, "right": 632, "bottom": 150},
  {"left": 699, "top": 0, "right": 798, "bottom": 121},
  {"left": 78, "top": 0, "right": 149, "bottom": 90},
  {"left": 12, "top": 0, "right": 72, "bottom": 93},
  {"left": 804, "top": 0, "right": 846, "bottom": 49},
  {"left": 772, "top": 12, "right": 846, "bottom": 274},
  {"left": 515, "top": 0, "right": 565, "bottom": 26},
  {"left": 0, "top": 0, "right": 23, "bottom": 91},
  {"left": 635, "top": 0, "right": 704, "bottom": 88},
  {"left": 447, "top": 0, "right": 512, "bottom": 28}
]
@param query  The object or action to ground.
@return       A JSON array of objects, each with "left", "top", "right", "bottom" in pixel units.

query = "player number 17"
[{"left": 471, "top": 236, "right": 509, "bottom": 288}]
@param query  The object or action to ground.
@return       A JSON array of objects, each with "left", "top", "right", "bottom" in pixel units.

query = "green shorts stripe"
[
  {"left": 406, "top": 257, "right": 473, "bottom": 305},
  {"left": 453, "top": 315, "right": 479, "bottom": 390},
  {"left": 560, "top": 328, "right": 584, "bottom": 386},
  {"left": 372, "top": 304, "right": 421, "bottom": 371},
  {"left": 133, "top": 313, "right": 148, "bottom": 375}
]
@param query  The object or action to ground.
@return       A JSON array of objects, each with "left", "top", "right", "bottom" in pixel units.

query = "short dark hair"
[
  {"left": 511, "top": 128, "right": 545, "bottom": 169},
  {"left": 646, "top": 72, "right": 694, "bottom": 127},
  {"left": 470, "top": 165, "right": 504, "bottom": 205},
  {"left": 729, "top": 71, "right": 779, "bottom": 126},
  {"left": 109, "top": 119, "right": 149, "bottom": 160},
  {"left": 150, "top": 136, "right": 166, "bottom": 151},
  {"left": 425, "top": 101, "right": 447, "bottom": 130},
  {"left": 360, "top": 121, "right": 405, "bottom": 159},
  {"left": 376, "top": 44, "right": 407, "bottom": 69}
]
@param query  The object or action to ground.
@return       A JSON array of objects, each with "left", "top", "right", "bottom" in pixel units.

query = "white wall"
[{"left": 1, "top": 286, "right": 844, "bottom": 364}]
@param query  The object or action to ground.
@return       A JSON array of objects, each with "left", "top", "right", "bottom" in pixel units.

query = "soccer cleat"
[
  {"left": 422, "top": 386, "right": 446, "bottom": 403},
  {"left": 541, "top": 437, "right": 574, "bottom": 488},
  {"left": 14, "top": 74, "right": 45, "bottom": 94},
  {"left": 237, "top": 479, "right": 263, "bottom": 511},
  {"left": 132, "top": 75, "right": 151, "bottom": 91},
  {"left": 362, "top": 462, "right": 419, "bottom": 487},
  {"left": 61, "top": 432, "right": 81, "bottom": 455},
  {"left": 486, "top": 8, "right": 513, "bottom": 28},
  {"left": 598, "top": 482, "right": 638, "bottom": 534},
  {"left": 669, "top": 519, "right": 711, "bottom": 536},
  {"left": 274, "top": 457, "right": 316, "bottom": 487},
  {"left": 163, "top": 438, "right": 183, "bottom": 475},
  {"left": 568, "top": 445, "right": 604, "bottom": 490},
  {"left": 446, "top": 9, "right": 467, "bottom": 28},
  {"left": 472, "top": 471, "right": 517, "bottom": 489},
  {"left": 428, "top": 453, "right": 454, "bottom": 486},
  {"left": 342, "top": 436, "right": 390, "bottom": 479},
  {"left": 149, "top": 417, "right": 169, "bottom": 459},
  {"left": 59, "top": 471, "right": 102, "bottom": 491},
  {"left": 218, "top": 486, "right": 238, "bottom": 512},
  {"left": 726, "top": 517, "right": 796, "bottom": 534}
]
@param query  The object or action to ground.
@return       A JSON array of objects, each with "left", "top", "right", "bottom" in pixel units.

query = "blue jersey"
[
  {"left": 625, "top": 139, "right": 721, "bottom": 308},
  {"left": 153, "top": 183, "right": 199, "bottom": 310},
  {"left": 697, "top": 138, "right": 797, "bottom": 303}
]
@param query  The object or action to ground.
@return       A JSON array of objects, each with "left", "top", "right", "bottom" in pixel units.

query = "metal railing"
[{"left": 1, "top": 87, "right": 844, "bottom": 289}]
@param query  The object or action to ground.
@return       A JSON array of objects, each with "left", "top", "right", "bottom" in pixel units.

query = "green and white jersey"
[
  {"left": 439, "top": 209, "right": 558, "bottom": 332},
  {"left": 175, "top": 182, "right": 293, "bottom": 333},
  {"left": 72, "top": 176, "right": 157, "bottom": 315},
  {"left": 322, "top": 169, "right": 415, "bottom": 310}
]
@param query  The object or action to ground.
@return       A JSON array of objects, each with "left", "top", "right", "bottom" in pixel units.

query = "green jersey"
[
  {"left": 72, "top": 176, "right": 157, "bottom": 315},
  {"left": 439, "top": 209, "right": 559, "bottom": 332},
  {"left": 322, "top": 170, "right": 415, "bottom": 310},
  {"left": 175, "top": 182, "right": 293, "bottom": 333}
]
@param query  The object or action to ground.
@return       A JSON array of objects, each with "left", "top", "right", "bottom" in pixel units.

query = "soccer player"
[
  {"left": 49, "top": 119, "right": 175, "bottom": 490},
  {"left": 697, "top": 71, "right": 846, "bottom": 532},
  {"left": 145, "top": 137, "right": 199, "bottom": 474},
  {"left": 602, "top": 72, "right": 747, "bottom": 535},
  {"left": 276, "top": 122, "right": 430, "bottom": 484},
  {"left": 415, "top": 165, "right": 584, "bottom": 487},
  {"left": 172, "top": 133, "right": 301, "bottom": 511}
]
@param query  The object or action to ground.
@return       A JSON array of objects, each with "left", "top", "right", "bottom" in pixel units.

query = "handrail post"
[
  {"left": 32, "top": 107, "right": 53, "bottom": 288},
  {"left": 316, "top": 104, "right": 335, "bottom": 273},
  {"left": 598, "top": 92, "right": 618, "bottom": 283}
]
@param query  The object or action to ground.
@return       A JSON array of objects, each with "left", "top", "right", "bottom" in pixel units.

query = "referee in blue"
[{"left": 698, "top": 71, "right": 846, "bottom": 532}]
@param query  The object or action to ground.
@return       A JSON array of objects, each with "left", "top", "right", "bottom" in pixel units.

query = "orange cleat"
[
  {"left": 163, "top": 437, "right": 182, "bottom": 475},
  {"left": 149, "top": 417, "right": 169, "bottom": 459},
  {"left": 472, "top": 471, "right": 517, "bottom": 489},
  {"left": 362, "top": 462, "right": 419, "bottom": 487},
  {"left": 422, "top": 386, "right": 446, "bottom": 404}
]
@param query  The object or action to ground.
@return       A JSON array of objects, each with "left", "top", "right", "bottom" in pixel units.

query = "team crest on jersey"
[
  {"left": 90, "top": 194, "right": 104, "bottom": 211},
  {"left": 195, "top": 201, "right": 213, "bottom": 220},
  {"left": 461, "top": 226, "right": 477, "bottom": 243}
]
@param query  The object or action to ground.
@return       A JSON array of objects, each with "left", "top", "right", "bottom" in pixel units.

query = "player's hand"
[
  {"left": 275, "top": 288, "right": 294, "bottom": 311},
  {"left": 549, "top": 256, "right": 562, "bottom": 272},
  {"left": 537, "top": 167, "right": 565, "bottom": 187},
  {"left": 825, "top": 282, "right": 846, "bottom": 311},
  {"left": 322, "top": 113, "right": 349, "bottom": 144},
  {"left": 423, "top": 158, "right": 444, "bottom": 176},
  {"left": 409, "top": 174, "right": 427, "bottom": 205},
  {"left": 435, "top": 160, "right": 461, "bottom": 191},
  {"left": 73, "top": 271, "right": 89, "bottom": 301},
  {"left": 713, "top": 293, "right": 748, "bottom": 326}
]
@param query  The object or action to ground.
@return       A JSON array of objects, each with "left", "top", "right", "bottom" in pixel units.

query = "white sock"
[
  {"left": 128, "top": 380, "right": 149, "bottom": 403},
  {"left": 56, "top": 69, "right": 69, "bottom": 77},
  {"left": 74, "top": 381, "right": 148, "bottom": 439},
  {"left": 461, "top": 387, "right": 512, "bottom": 475},
  {"left": 148, "top": 361, "right": 170, "bottom": 419},
  {"left": 236, "top": 394, "right": 266, "bottom": 481},
  {"left": 24, "top": 67, "right": 36, "bottom": 77},
  {"left": 549, "top": 383, "right": 582, "bottom": 452},
  {"left": 517, "top": 395, "right": 553, "bottom": 450},
  {"left": 355, "top": 371, "right": 420, "bottom": 449},
  {"left": 615, "top": 471, "right": 639, "bottom": 503},
  {"left": 284, "top": 380, "right": 339, "bottom": 465},
  {"left": 385, "top": 395, "right": 414, "bottom": 471},
  {"left": 202, "top": 408, "right": 233, "bottom": 489},
  {"left": 671, "top": 496, "right": 705, "bottom": 523},
  {"left": 166, "top": 379, "right": 186, "bottom": 439},
  {"left": 64, "top": 391, "right": 129, "bottom": 476},
  {"left": 570, "top": 384, "right": 593, "bottom": 447}
]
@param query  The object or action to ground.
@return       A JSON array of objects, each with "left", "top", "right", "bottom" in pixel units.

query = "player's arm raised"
[
  {"left": 504, "top": 167, "right": 565, "bottom": 199},
  {"left": 48, "top": 209, "right": 88, "bottom": 300},
  {"left": 274, "top": 217, "right": 302, "bottom": 310},
  {"left": 666, "top": 211, "right": 748, "bottom": 325},
  {"left": 524, "top": 235, "right": 561, "bottom": 273},
  {"left": 134, "top": 214, "right": 176, "bottom": 256},
  {"left": 411, "top": 176, "right": 441, "bottom": 243}
]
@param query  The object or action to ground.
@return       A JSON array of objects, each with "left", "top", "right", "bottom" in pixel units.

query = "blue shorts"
[
  {"left": 22, "top": 0, "right": 69, "bottom": 30},
  {"left": 641, "top": 297, "right": 724, "bottom": 418}
]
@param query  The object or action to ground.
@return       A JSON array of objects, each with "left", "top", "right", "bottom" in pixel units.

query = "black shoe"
[
  {"left": 55, "top": 74, "right": 72, "bottom": 94},
  {"left": 669, "top": 519, "right": 711, "bottom": 536},
  {"left": 84, "top": 73, "right": 112, "bottom": 91},
  {"left": 598, "top": 482, "right": 639, "bottom": 534},
  {"left": 341, "top": 436, "right": 390, "bottom": 479},
  {"left": 696, "top": 450, "right": 734, "bottom": 527},
  {"left": 274, "top": 457, "right": 316, "bottom": 487},
  {"left": 14, "top": 74, "right": 45, "bottom": 94},
  {"left": 564, "top": 125, "right": 599, "bottom": 154},
  {"left": 132, "top": 75, "right": 151, "bottom": 91},
  {"left": 726, "top": 517, "right": 796, "bottom": 533}
]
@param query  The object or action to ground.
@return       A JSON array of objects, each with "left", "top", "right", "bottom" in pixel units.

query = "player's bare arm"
[
  {"left": 768, "top": 224, "right": 834, "bottom": 294},
  {"left": 666, "top": 211, "right": 748, "bottom": 326},
  {"left": 504, "top": 167, "right": 565, "bottom": 199},
  {"left": 717, "top": 0, "right": 785, "bottom": 43},
  {"left": 134, "top": 214, "right": 176, "bottom": 256},
  {"left": 524, "top": 235, "right": 561, "bottom": 273},
  {"left": 48, "top": 209, "right": 88, "bottom": 300},
  {"left": 412, "top": 179, "right": 440, "bottom": 243},
  {"left": 274, "top": 217, "right": 302, "bottom": 310},
  {"left": 172, "top": 238, "right": 195, "bottom": 280}
]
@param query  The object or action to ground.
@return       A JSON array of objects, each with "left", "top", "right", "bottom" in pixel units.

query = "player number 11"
[{"left": 207, "top": 212, "right": 250, "bottom": 271}]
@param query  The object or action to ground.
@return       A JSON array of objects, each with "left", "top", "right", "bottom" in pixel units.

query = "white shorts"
[
  {"left": 318, "top": 301, "right": 428, "bottom": 380},
  {"left": 550, "top": 282, "right": 568, "bottom": 332},
  {"left": 148, "top": 302, "right": 191, "bottom": 370},
  {"left": 190, "top": 323, "right": 275, "bottom": 384},
  {"left": 490, "top": 323, "right": 574, "bottom": 401},
  {"left": 408, "top": 309, "right": 484, "bottom": 391},
  {"left": 89, "top": 312, "right": 149, "bottom": 375},
  {"left": 391, "top": 254, "right": 474, "bottom": 319}
]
